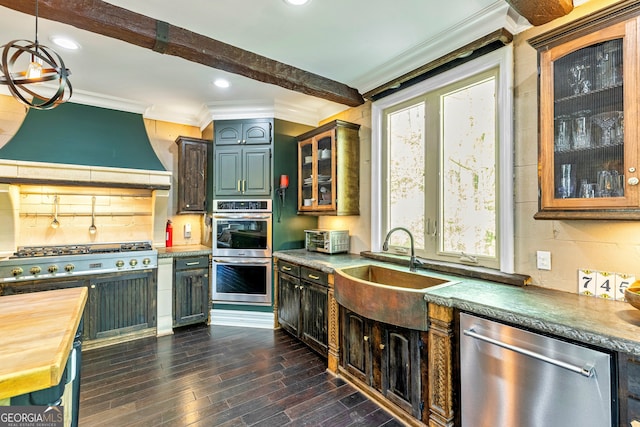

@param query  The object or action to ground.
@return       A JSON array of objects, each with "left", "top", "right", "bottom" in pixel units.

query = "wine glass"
[{"left": 592, "top": 111, "right": 621, "bottom": 146}]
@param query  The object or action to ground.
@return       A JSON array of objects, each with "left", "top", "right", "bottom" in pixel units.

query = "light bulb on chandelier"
[{"left": 0, "top": 0, "right": 72, "bottom": 110}]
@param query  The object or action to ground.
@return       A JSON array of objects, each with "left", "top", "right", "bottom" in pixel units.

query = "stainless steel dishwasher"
[{"left": 460, "top": 312, "right": 614, "bottom": 427}]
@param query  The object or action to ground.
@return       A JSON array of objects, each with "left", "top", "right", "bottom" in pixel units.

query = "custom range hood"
[{"left": 0, "top": 102, "right": 170, "bottom": 189}]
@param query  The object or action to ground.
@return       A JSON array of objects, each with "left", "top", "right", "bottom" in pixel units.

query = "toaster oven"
[{"left": 305, "top": 229, "right": 349, "bottom": 254}]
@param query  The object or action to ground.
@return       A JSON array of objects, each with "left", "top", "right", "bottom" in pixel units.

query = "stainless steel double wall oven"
[{"left": 211, "top": 199, "right": 272, "bottom": 305}]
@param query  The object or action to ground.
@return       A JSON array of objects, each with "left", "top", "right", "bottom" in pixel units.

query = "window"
[{"left": 372, "top": 46, "right": 514, "bottom": 272}]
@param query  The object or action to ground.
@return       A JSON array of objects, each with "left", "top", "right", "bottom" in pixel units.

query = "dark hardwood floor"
[{"left": 79, "top": 324, "right": 405, "bottom": 426}]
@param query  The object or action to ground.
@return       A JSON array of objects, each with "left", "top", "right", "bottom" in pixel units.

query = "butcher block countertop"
[{"left": 0, "top": 287, "right": 87, "bottom": 400}]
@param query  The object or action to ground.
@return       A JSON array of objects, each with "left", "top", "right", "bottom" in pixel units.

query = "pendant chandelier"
[{"left": 0, "top": 0, "right": 72, "bottom": 110}]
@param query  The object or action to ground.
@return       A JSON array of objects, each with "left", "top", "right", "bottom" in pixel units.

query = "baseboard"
[{"left": 210, "top": 309, "right": 275, "bottom": 329}]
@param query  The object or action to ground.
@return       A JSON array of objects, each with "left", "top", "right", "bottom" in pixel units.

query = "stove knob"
[
  {"left": 116, "top": 260, "right": 125, "bottom": 268},
  {"left": 129, "top": 259, "right": 138, "bottom": 267},
  {"left": 142, "top": 258, "right": 151, "bottom": 266},
  {"left": 65, "top": 264, "right": 75, "bottom": 273},
  {"left": 48, "top": 265, "right": 59, "bottom": 274},
  {"left": 11, "top": 267, "right": 23, "bottom": 277},
  {"left": 30, "top": 266, "right": 42, "bottom": 275}
]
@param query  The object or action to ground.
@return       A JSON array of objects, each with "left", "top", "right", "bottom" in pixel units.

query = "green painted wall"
[
  {"left": 273, "top": 119, "right": 317, "bottom": 251},
  {"left": 0, "top": 102, "right": 165, "bottom": 171}
]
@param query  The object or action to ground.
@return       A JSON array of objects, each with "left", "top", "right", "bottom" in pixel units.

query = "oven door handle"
[
  {"left": 213, "top": 214, "right": 272, "bottom": 219},
  {"left": 213, "top": 258, "right": 272, "bottom": 265}
]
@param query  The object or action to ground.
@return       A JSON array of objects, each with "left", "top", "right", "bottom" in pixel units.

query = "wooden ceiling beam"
[
  {"left": 0, "top": 0, "right": 365, "bottom": 107},
  {"left": 505, "top": 0, "right": 574, "bottom": 26}
]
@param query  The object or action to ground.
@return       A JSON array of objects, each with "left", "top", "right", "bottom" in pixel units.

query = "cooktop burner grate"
[{"left": 12, "top": 241, "right": 153, "bottom": 258}]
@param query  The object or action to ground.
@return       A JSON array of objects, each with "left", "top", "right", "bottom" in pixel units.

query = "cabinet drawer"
[
  {"left": 175, "top": 256, "right": 209, "bottom": 271},
  {"left": 279, "top": 261, "right": 300, "bottom": 277},
  {"left": 300, "top": 267, "right": 327, "bottom": 286}
]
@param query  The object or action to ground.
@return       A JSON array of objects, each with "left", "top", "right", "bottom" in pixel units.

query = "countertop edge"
[{"left": 274, "top": 249, "right": 640, "bottom": 357}]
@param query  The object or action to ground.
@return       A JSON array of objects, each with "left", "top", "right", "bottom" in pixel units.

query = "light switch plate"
[{"left": 536, "top": 250, "right": 551, "bottom": 270}]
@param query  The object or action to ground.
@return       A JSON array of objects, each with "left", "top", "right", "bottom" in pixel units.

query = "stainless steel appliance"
[
  {"left": 0, "top": 241, "right": 157, "bottom": 283},
  {"left": 304, "top": 229, "right": 349, "bottom": 254},
  {"left": 0, "top": 242, "right": 158, "bottom": 342},
  {"left": 212, "top": 200, "right": 272, "bottom": 305},
  {"left": 460, "top": 312, "right": 614, "bottom": 427},
  {"left": 212, "top": 199, "right": 272, "bottom": 257}
]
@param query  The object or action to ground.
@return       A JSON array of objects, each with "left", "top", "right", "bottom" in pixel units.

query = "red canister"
[{"left": 165, "top": 220, "right": 173, "bottom": 247}]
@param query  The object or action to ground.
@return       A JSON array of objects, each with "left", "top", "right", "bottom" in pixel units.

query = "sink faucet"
[{"left": 382, "top": 227, "right": 420, "bottom": 272}]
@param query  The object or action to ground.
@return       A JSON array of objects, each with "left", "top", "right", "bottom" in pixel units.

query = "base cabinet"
[
  {"left": 277, "top": 260, "right": 328, "bottom": 356},
  {"left": 340, "top": 307, "right": 426, "bottom": 423},
  {"left": 89, "top": 271, "right": 157, "bottom": 340},
  {"left": 618, "top": 352, "right": 640, "bottom": 425},
  {"left": 0, "top": 271, "right": 157, "bottom": 344},
  {"left": 173, "top": 256, "right": 210, "bottom": 327}
]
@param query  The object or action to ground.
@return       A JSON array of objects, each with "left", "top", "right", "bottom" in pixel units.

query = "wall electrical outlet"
[
  {"left": 184, "top": 223, "right": 191, "bottom": 239},
  {"left": 536, "top": 250, "right": 551, "bottom": 270}
]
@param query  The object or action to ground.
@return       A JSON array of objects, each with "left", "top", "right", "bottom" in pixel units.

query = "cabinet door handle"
[
  {"left": 628, "top": 177, "right": 639, "bottom": 186},
  {"left": 363, "top": 335, "right": 369, "bottom": 342},
  {"left": 237, "top": 180, "right": 241, "bottom": 192},
  {"left": 379, "top": 344, "right": 385, "bottom": 350},
  {"left": 282, "top": 266, "right": 292, "bottom": 271},
  {"left": 308, "top": 274, "right": 320, "bottom": 280}
]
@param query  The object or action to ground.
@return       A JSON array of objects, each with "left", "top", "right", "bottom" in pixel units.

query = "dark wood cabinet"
[
  {"left": 340, "top": 306, "right": 426, "bottom": 422},
  {"left": 277, "top": 261, "right": 301, "bottom": 336},
  {"left": 618, "top": 351, "right": 640, "bottom": 425},
  {"left": 382, "top": 325, "right": 423, "bottom": 419},
  {"left": 215, "top": 119, "right": 272, "bottom": 145},
  {"left": 1, "top": 278, "right": 90, "bottom": 341},
  {"left": 173, "top": 256, "right": 210, "bottom": 327},
  {"left": 341, "top": 308, "right": 372, "bottom": 385},
  {"left": 276, "top": 260, "right": 328, "bottom": 356},
  {"left": 88, "top": 271, "right": 156, "bottom": 340},
  {"left": 175, "top": 136, "right": 209, "bottom": 213}
]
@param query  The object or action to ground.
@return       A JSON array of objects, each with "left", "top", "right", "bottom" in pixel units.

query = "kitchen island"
[
  {"left": 0, "top": 287, "right": 87, "bottom": 426},
  {"left": 274, "top": 248, "right": 640, "bottom": 426}
]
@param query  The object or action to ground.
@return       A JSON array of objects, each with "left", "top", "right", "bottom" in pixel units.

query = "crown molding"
[{"left": 351, "top": 1, "right": 530, "bottom": 93}]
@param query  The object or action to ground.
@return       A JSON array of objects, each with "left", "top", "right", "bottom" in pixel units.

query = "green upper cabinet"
[
  {"left": 213, "top": 119, "right": 273, "bottom": 197},
  {"left": 214, "top": 147, "right": 271, "bottom": 196},
  {"left": 215, "top": 119, "right": 273, "bottom": 145}
]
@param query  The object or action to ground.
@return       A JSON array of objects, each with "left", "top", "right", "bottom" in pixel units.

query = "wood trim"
[
  {"left": 362, "top": 29, "right": 513, "bottom": 100},
  {"left": 427, "top": 303, "right": 455, "bottom": 427},
  {"left": 505, "top": 0, "right": 573, "bottom": 26},
  {"left": 0, "top": 0, "right": 364, "bottom": 107},
  {"left": 528, "top": 0, "right": 640, "bottom": 48}
]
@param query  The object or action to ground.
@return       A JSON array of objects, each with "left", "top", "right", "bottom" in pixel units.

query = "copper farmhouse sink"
[{"left": 334, "top": 264, "right": 457, "bottom": 331}]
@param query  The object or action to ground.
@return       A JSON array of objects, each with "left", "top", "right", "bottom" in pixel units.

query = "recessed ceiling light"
[
  {"left": 283, "top": 0, "right": 311, "bottom": 5},
  {"left": 49, "top": 35, "right": 80, "bottom": 50},
  {"left": 213, "top": 79, "right": 230, "bottom": 88}
]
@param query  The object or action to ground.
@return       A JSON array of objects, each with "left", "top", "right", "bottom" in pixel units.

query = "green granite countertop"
[
  {"left": 273, "top": 248, "right": 640, "bottom": 357},
  {"left": 157, "top": 245, "right": 211, "bottom": 258}
]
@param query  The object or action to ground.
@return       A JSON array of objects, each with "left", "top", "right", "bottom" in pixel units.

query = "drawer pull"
[
  {"left": 282, "top": 266, "right": 292, "bottom": 271},
  {"left": 308, "top": 274, "right": 320, "bottom": 280},
  {"left": 185, "top": 262, "right": 201, "bottom": 266}
]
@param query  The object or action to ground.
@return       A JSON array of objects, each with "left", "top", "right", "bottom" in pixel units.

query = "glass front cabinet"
[
  {"left": 296, "top": 120, "right": 360, "bottom": 215},
  {"left": 530, "top": 11, "right": 640, "bottom": 219}
]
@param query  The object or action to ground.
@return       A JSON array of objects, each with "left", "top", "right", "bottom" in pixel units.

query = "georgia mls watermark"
[{"left": 0, "top": 406, "right": 63, "bottom": 427}]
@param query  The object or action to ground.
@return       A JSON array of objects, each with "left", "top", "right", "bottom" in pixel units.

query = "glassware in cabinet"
[{"left": 531, "top": 15, "right": 640, "bottom": 219}]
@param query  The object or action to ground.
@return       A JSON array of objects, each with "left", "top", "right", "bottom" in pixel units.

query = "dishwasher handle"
[{"left": 463, "top": 328, "right": 595, "bottom": 378}]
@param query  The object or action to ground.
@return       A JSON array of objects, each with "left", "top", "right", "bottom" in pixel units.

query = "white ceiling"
[{"left": 0, "top": 0, "right": 529, "bottom": 127}]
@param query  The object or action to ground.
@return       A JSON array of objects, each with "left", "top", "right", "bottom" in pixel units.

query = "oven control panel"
[{"left": 214, "top": 199, "right": 272, "bottom": 212}]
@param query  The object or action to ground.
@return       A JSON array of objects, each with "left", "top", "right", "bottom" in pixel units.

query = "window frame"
[{"left": 371, "top": 45, "right": 514, "bottom": 273}]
